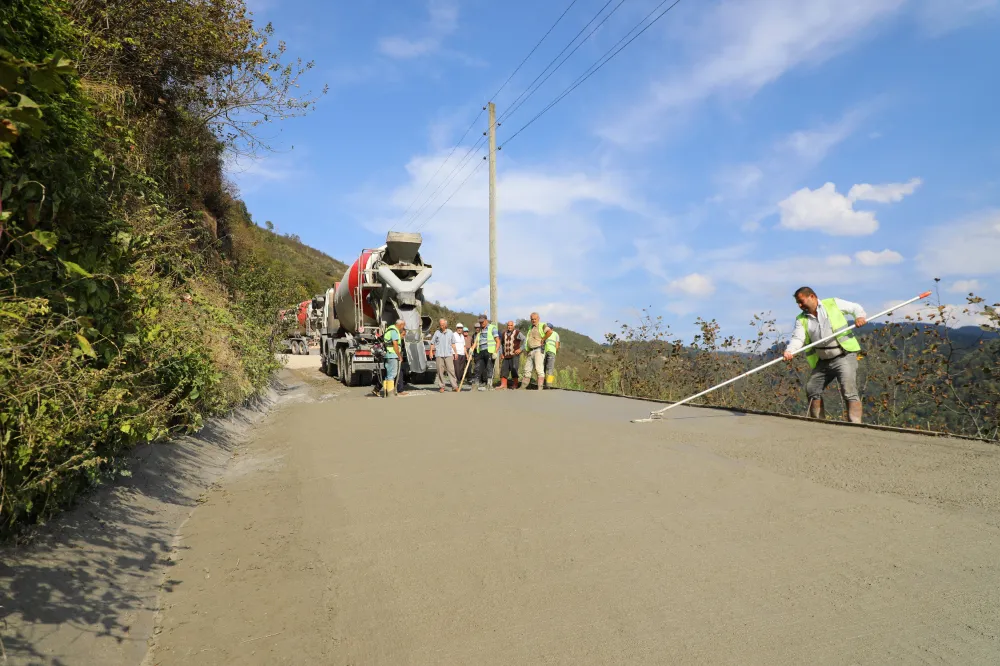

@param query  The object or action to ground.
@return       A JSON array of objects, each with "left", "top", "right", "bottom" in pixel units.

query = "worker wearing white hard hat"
[{"left": 453, "top": 322, "right": 469, "bottom": 388}]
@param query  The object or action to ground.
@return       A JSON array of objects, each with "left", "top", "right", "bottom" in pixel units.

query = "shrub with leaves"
[{"left": 1, "top": 0, "right": 321, "bottom": 538}]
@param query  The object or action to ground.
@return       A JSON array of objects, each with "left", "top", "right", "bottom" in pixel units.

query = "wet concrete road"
[{"left": 147, "top": 365, "right": 1000, "bottom": 665}]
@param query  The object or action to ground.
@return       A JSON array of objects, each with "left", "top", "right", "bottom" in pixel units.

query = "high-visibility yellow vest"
[
  {"left": 383, "top": 325, "right": 401, "bottom": 358},
  {"left": 796, "top": 298, "right": 861, "bottom": 368},
  {"left": 544, "top": 330, "right": 560, "bottom": 354},
  {"left": 527, "top": 321, "right": 547, "bottom": 350},
  {"left": 477, "top": 324, "right": 498, "bottom": 354}
]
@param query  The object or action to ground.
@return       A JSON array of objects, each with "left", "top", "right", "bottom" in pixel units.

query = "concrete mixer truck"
[{"left": 320, "top": 231, "right": 435, "bottom": 387}]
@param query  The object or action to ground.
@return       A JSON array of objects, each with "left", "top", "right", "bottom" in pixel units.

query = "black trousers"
[
  {"left": 500, "top": 356, "right": 520, "bottom": 380},
  {"left": 474, "top": 350, "right": 492, "bottom": 385}
]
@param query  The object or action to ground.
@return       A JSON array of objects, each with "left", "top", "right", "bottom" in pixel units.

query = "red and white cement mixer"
[{"left": 320, "top": 231, "right": 434, "bottom": 386}]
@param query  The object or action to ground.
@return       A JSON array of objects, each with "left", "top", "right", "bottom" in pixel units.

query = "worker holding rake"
[{"left": 783, "top": 286, "right": 867, "bottom": 423}]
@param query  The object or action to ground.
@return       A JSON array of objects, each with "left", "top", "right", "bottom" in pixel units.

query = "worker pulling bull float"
[
  {"left": 782, "top": 287, "right": 867, "bottom": 423},
  {"left": 632, "top": 289, "right": 932, "bottom": 424}
]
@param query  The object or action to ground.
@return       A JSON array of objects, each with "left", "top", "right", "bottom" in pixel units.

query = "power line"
[
  {"left": 490, "top": 0, "right": 582, "bottom": 103},
  {"left": 403, "top": 133, "right": 487, "bottom": 229},
  {"left": 494, "top": 0, "right": 617, "bottom": 128},
  {"left": 498, "top": 0, "right": 630, "bottom": 127},
  {"left": 393, "top": 0, "right": 582, "bottom": 232},
  {"left": 412, "top": 157, "right": 486, "bottom": 233},
  {"left": 501, "top": 0, "right": 685, "bottom": 149},
  {"left": 390, "top": 110, "right": 483, "bottom": 231}
]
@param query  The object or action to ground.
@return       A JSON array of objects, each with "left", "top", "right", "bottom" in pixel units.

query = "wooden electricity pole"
[{"left": 487, "top": 102, "right": 498, "bottom": 325}]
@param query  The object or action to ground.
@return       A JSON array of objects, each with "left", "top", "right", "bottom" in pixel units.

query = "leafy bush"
[
  {"left": 1, "top": 0, "right": 320, "bottom": 538},
  {"left": 581, "top": 294, "right": 999, "bottom": 440}
]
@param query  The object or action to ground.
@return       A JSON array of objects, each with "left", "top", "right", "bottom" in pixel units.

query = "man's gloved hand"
[{"left": 491, "top": 352, "right": 498, "bottom": 360}]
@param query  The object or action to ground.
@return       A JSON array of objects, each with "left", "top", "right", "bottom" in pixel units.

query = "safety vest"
[
  {"left": 383, "top": 325, "right": 401, "bottom": 358},
  {"left": 544, "top": 330, "right": 560, "bottom": 355},
  {"left": 477, "top": 324, "right": 498, "bottom": 354},
  {"left": 527, "top": 321, "right": 547, "bottom": 350},
  {"left": 796, "top": 298, "right": 861, "bottom": 369}
]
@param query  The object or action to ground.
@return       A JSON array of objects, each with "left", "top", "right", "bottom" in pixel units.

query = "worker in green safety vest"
[
  {"left": 382, "top": 319, "right": 404, "bottom": 397},
  {"left": 783, "top": 286, "right": 868, "bottom": 423},
  {"left": 472, "top": 315, "right": 501, "bottom": 391},
  {"left": 522, "top": 312, "right": 552, "bottom": 391},
  {"left": 543, "top": 329, "right": 560, "bottom": 388}
]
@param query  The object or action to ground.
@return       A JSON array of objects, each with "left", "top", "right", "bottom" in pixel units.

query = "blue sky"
[{"left": 231, "top": 0, "right": 1000, "bottom": 342}]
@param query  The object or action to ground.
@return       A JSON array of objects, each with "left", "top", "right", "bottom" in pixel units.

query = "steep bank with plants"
[{"left": 0, "top": 0, "right": 323, "bottom": 537}]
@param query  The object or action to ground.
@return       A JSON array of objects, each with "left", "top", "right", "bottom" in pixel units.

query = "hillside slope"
[
  {"left": 243, "top": 222, "right": 348, "bottom": 300},
  {"left": 0, "top": 0, "right": 323, "bottom": 538}
]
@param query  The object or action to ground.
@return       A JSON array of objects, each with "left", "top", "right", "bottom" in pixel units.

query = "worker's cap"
[{"left": 455, "top": 323, "right": 464, "bottom": 329}]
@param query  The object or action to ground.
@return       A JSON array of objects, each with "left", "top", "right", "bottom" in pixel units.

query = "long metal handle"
[{"left": 632, "top": 291, "right": 933, "bottom": 423}]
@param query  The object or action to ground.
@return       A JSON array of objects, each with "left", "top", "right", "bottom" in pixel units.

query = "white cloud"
[
  {"left": 918, "top": 209, "right": 1000, "bottom": 276},
  {"left": 848, "top": 177, "right": 922, "bottom": 203},
  {"left": 949, "top": 279, "right": 983, "bottom": 294},
  {"left": 359, "top": 148, "right": 643, "bottom": 340},
  {"left": 854, "top": 249, "right": 904, "bottom": 266},
  {"left": 778, "top": 182, "right": 879, "bottom": 235},
  {"left": 715, "top": 164, "right": 764, "bottom": 198},
  {"left": 224, "top": 152, "right": 302, "bottom": 194},
  {"left": 883, "top": 300, "right": 992, "bottom": 328},
  {"left": 667, "top": 273, "right": 716, "bottom": 297},
  {"left": 781, "top": 112, "right": 866, "bottom": 163},
  {"left": 599, "top": 0, "right": 904, "bottom": 145},
  {"left": 378, "top": 0, "right": 459, "bottom": 59},
  {"left": 711, "top": 254, "right": 895, "bottom": 297},
  {"left": 711, "top": 108, "right": 869, "bottom": 235},
  {"left": 777, "top": 177, "right": 921, "bottom": 236}
]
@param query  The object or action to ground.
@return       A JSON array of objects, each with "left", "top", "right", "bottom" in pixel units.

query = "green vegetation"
[
  {"left": 578, "top": 297, "right": 999, "bottom": 441},
  {"left": 253, "top": 222, "right": 347, "bottom": 300},
  {"left": 0, "top": 0, "right": 323, "bottom": 538}
]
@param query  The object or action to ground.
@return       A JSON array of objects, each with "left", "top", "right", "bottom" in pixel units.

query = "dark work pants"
[
  {"left": 500, "top": 356, "right": 520, "bottom": 380},
  {"left": 474, "top": 350, "right": 492, "bottom": 385}
]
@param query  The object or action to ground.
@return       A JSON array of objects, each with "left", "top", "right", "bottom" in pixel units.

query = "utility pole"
[{"left": 487, "top": 102, "right": 498, "bottom": 325}]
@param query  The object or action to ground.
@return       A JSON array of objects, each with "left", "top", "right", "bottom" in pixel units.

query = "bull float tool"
[{"left": 631, "top": 290, "right": 933, "bottom": 424}]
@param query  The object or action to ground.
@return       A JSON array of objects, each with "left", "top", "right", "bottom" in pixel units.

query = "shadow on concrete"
[{"left": 0, "top": 387, "right": 283, "bottom": 665}]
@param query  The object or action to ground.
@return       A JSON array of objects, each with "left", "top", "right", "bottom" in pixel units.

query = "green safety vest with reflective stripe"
[
  {"left": 796, "top": 298, "right": 861, "bottom": 369},
  {"left": 477, "top": 324, "right": 499, "bottom": 354},
  {"left": 544, "top": 330, "right": 560, "bottom": 355},
  {"left": 383, "top": 325, "right": 401, "bottom": 358}
]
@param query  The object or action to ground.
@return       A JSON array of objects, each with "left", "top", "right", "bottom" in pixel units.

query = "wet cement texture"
[{"left": 4, "top": 356, "right": 999, "bottom": 664}]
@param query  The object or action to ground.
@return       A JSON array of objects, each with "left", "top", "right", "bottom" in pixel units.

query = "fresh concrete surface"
[{"left": 4, "top": 359, "right": 999, "bottom": 665}]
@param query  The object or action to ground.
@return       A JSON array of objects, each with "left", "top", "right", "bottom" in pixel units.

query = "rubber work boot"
[
  {"left": 546, "top": 374, "right": 556, "bottom": 387},
  {"left": 383, "top": 379, "right": 394, "bottom": 397},
  {"left": 808, "top": 399, "right": 825, "bottom": 419},
  {"left": 847, "top": 400, "right": 863, "bottom": 424},
  {"left": 500, "top": 378, "right": 507, "bottom": 390}
]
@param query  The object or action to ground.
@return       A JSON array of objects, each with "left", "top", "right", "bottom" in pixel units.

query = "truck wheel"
[{"left": 339, "top": 349, "right": 350, "bottom": 387}]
